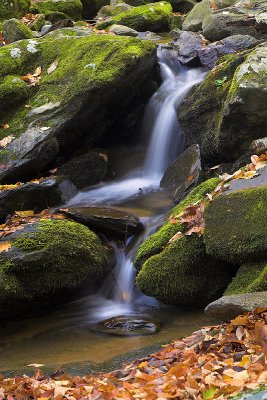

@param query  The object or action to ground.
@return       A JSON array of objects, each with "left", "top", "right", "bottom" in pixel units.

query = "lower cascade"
[{"left": 66, "top": 48, "right": 206, "bottom": 334}]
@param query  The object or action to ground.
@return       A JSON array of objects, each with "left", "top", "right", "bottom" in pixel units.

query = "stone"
[
  {"left": 182, "top": 0, "right": 211, "bottom": 32},
  {"left": 28, "top": 14, "right": 46, "bottom": 31},
  {"left": 173, "top": 30, "right": 204, "bottom": 66},
  {"left": 45, "top": 11, "right": 69, "bottom": 23},
  {"left": 0, "top": 33, "right": 157, "bottom": 184},
  {"left": 170, "top": 0, "right": 196, "bottom": 13},
  {"left": 251, "top": 137, "right": 267, "bottom": 156},
  {"left": 58, "top": 149, "right": 108, "bottom": 189},
  {"left": 160, "top": 144, "right": 202, "bottom": 203},
  {"left": 0, "top": 0, "right": 30, "bottom": 21},
  {"left": 0, "top": 219, "right": 112, "bottom": 320},
  {"left": 205, "top": 292, "right": 267, "bottom": 321},
  {"left": 2, "top": 18, "right": 34, "bottom": 43},
  {"left": 62, "top": 206, "right": 143, "bottom": 239},
  {"left": 46, "top": 18, "right": 74, "bottom": 33},
  {"left": 97, "top": 3, "right": 132, "bottom": 18},
  {"left": 30, "top": 0, "right": 83, "bottom": 21},
  {"left": 108, "top": 23, "right": 138, "bottom": 36},
  {"left": 91, "top": 316, "right": 160, "bottom": 336},
  {"left": 0, "top": 178, "right": 65, "bottom": 221},
  {"left": 170, "top": 14, "right": 184, "bottom": 30},
  {"left": 96, "top": 2, "right": 172, "bottom": 32},
  {"left": 225, "top": 262, "right": 267, "bottom": 296}
]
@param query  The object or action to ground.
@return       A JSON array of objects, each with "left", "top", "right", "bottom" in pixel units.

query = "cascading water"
[{"left": 67, "top": 48, "right": 206, "bottom": 327}]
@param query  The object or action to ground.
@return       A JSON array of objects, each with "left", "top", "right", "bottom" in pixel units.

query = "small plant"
[{"left": 215, "top": 75, "right": 228, "bottom": 87}]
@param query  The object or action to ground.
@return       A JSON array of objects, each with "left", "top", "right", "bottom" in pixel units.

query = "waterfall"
[{"left": 67, "top": 48, "right": 206, "bottom": 323}]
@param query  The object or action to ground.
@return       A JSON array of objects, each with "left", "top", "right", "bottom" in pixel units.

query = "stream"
[{"left": 0, "top": 48, "right": 213, "bottom": 374}]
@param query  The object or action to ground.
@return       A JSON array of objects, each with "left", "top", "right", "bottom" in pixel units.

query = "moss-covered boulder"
[
  {"left": 177, "top": 48, "right": 258, "bottom": 164},
  {"left": 96, "top": 2, "right": 172, "bottom": 32},
  {"left": 0, "top": 0, "right": 30, "bottom": 21},
  {"left": 2, "top": 18, "right": 34, "bottom": 43},
  {"left": 0, "top": 32, "right": 156, "bottom": 183},
  {"left": 225, "top": 262, "right": 267, "bottom": 295},
  {"left": 30, "top": 0, "right": 83, "bottom": 20},
  {"left": 0, "top": 219, "right": 111, "bottom": 320},
  {"left": 204, "top": 186, "right": 267, "bottom": 265},
  {"left": 97, "top": 3, "right": 132, "bottom": 18},
  {"left": 135, "top": 178, "right": 232, "bottom": 307}
]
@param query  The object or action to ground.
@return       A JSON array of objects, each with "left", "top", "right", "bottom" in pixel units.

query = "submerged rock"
[
  {"left": 160, "top": 144, "right": 202, "bottom": 203},
  {"left": 92, "top": 316, "right": 160, "bottom": 336},
  {"left": 0, "top": 33, "right": 156, "bottom": 183},
  {"left": 0, "top": 178, "right": 64, "bottom": 221},
  {"left": 96, "top": 2, "right": 172, "bottom": 32},
  {"left": 62, "top": 206, "right": 143, "bottom": 239},
  {"left": 205, "top": 292, "right": 267, "bottom": 321},
  {"left": 2, "top": 19, "right": 34, "bottom": 43},
  {"left": 0, "top": 219, "right": 111, "bottom": 320}
]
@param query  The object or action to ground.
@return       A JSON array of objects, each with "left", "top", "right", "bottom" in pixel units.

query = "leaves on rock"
[
  {"left": 21, "top": 66, "right": 42, "bottom": 86},
  {"left": 0, "top": 241, "right": 11, "bottom": 253},
  {"left": 47, "top": 61, "right": 58, "bottom": 75},
  {"left": 0, "top": 135, "right": 14, "bottom": 148}
]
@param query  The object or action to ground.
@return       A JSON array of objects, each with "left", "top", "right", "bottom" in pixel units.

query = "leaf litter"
[{"left": 1, "top": 309, "right": 267, "bottom": 399}]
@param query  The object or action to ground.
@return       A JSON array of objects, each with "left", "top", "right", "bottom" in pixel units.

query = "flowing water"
[{"left": 0, "top": 48, "right": 210, "bottom": 373}]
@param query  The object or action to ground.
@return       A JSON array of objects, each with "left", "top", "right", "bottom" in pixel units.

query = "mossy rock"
[
  {"left": 0, "top": 219, "right": 111, "bottom": 320},
  {"left": 0, "top": 33, "right": 156, "bottom": 183},
  {"left": 204, "top": 186, "right": 267, "bottom": 265},
  {"left": 135, "top": 178, "right": 232, "bottom": 307},
  {"left": 136, "top": 235, "right": 231, "bottom": 307},
  {"left": 225, "top": 262, "right": 267, "bottom": 295},
  {"left": 2, "top": 18, "right": 34, "bottom": 43},
  {"left": 135, "top": 177, "right": 219, "bottom": 269},
  {"left": 30, "top": 0, "right": 83, "bottom": 20},
  {"left": 0, "top": 0, "right": 30, "bottom": 21},
  {"left": 96, "top": 2, "right": 172, "bottom": 32},
  {"left": 177, "top": 50, "right": 249, "bottom": 164},
  {"left": 97, "top": 3, "right": 132, "bottom": 18}
]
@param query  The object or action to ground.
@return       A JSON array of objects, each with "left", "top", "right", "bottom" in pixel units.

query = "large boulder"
[
  {"left": 2, "top": 18, "right": 34, "bottom": 43},
  {"left": 0, "top": 0, "right": 30, "bottom": 21},
  {"left": 178, "top": 45, "right": 266, "bottom": 164},
  {"left": 0, "top": 219, "right": 111, "bottom": 320},
  {"left": 135, "top": 178, "right": 232, "bottom": 307},
  {"left": 182, "top": 0, "right": 211, "bottom": 32},
  {"left": 205, "top": 292, "right": 267, "bottom": 321},
  {"left": 0, "top": 32, "right": 156, "bottom": 183},
  {"left": 97, "top": 3, "right": 132, "bottom": 18},
  {"left": 30, "top": 0, "right": 83, "bottom": 20},
  {"left": 96, "top": 2, "right": 172, "bottom": 32},
  {"left": 225, "top": 262, "right": 267, "bottom": 296}
]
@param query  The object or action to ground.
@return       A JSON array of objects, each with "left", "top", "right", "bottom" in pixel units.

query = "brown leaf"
[
  {"left": 0, "top": 135, "right": 15, "bottom": 148},
  {"left": 0, "top": 241, "right": 11, "bottom": 253}
]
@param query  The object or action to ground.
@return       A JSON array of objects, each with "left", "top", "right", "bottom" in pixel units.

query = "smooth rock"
[
  {"left": 205, "top": 292, "right": 267, "bottom": 321},
  {"left": 0, "top": 178, "right": 64, "bottom": 221},
  {"left": 91, "top": 316, "right": 160, "bottom": 336},
  {"left": 160, "top": 144, "right": 202, "bottom": 203},
  {"left": 108, "top": 24, "right": 138, "bottom": 36},
  {"left": 62, "top": 206, "right": 143, "bottom": 239}
]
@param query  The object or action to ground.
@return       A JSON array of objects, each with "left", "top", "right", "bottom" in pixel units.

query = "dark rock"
[
  {"left": 173, "top": 30, "right": 204, "bottom": 66},
  {"left": 170, "top": 14, "right": 185, "bottom": 30},
  {"left": 46, "top": 11, "right": 69, "bottom": 23},
  {"left": 57, "top": 150, "right": 108, "bottom": 190},
  {"left": 205, "top": 292, "right": 267, "bottom": 321},
  {"left": 46, "top": 18, "right": 74, "bottom": 34},
  {"left": 160, "top": 144, "right": 202, "bottom": 203},
  {"left": 91, "top": 316, "right": 160, "bottom": 336},
  {"left": 0, "top": 178, "right": 64, "bottom": 221},
  {"left": 62, "top": 206, "right": 143, "bottom": 239},
  {"left": 2, "top": 18, "right": 34, "bottom": 43},
  {"left": 170, "top": 0, "right": 196, "bottom": 13}
]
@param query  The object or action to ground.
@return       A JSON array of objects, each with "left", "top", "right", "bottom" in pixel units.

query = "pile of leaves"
[
  {"left": 1, "top": 310, "right": 267, "bottom": 399},
  {"left": 168, "top": 153, "right": 267, "bottom": 240}
]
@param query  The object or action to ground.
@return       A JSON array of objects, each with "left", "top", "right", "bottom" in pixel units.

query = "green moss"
[
  {"left": 30, "top": 0, "right": 83, "bottom": 20},
  {"left": 135, "top": 177, "right": 219, "bottom": 269},
  {"left": 2, "top": 18, "right": 34, "bottom": 43},
  {"left": 0, "top": 76, "right": 30, "bottom": 112},
  {"left": 204, "top": 186, "right": 267, "bottom": 264},
  {"left": 225, "top": 262, "right": 267, "bottom": 295},
  {"left": 136, "top": 234, "right": 231, "bottom": 307},
  {"left": 0, "top": 219, "right": 109, "bottom": 319},
  {"left": 97, "top": 2, "right": 172, "bottom": 32},
  {"left": 0, "top": 0, "right": 30, "bottom": 21}
]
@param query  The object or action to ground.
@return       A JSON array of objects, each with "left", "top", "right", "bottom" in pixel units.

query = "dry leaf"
[
  {"left": 0, "top": 241, "right": 11, "bottom": 253},
  {"left": 47, "top": 61, "right": 58, "bottom": 75},
  {"left": 0, "top": 135, "right": 15, "bottom": 148}
]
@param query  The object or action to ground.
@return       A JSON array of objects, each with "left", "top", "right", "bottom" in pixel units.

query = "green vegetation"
[
  {"left": 225, "top": 262, "right": 267, "bottom": 295},
  {"left": 30, "top": 0, "right": 83, "bottom": 20},
  {"left": 0, "top": 0, "right": 30, "bottom": 21}
]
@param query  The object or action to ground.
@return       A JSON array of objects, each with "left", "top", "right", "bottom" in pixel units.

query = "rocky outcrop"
[
  {"left": 96, "top": 2, "right": 172, "bottom": 32},
  {"left": 62, "top": 206, "right": 143, "bottom": 239},
  {"left": 0, "top": 32, "right": 156, "bottom": 184},
  {"left": 205, "top": 292, "right": 267, "bottom": 321},
  {"left": 0, "top": 219, "right": 112, "bottom": 320},
  {"left": 160, "top": 144, "right": 202, "bottom": 203}
]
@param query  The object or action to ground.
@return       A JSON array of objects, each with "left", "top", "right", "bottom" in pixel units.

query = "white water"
[{"left": 67, "top": 48, "right": 206, "bottom": 322}]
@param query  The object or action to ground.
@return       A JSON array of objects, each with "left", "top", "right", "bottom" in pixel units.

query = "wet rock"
[
  {"left": 160, "top": 144, "right": 202, "bottom": 203},
  {"left": 57, "top": 150, "right": 108, "bottom": 189},
  {"left": 251, "top": 137, "right": 267, "bottom": 156},
  {"left": 2, "top": 19, "right": 34, "bottom": 43},
  {"left": 96, "top": 2, "right": 172, "bottom": 32},
  {"left": 91, "top": 316, "right": 160, "bottom": 336},
  {"left": 108, "top": 24, "right": 138, "bottom": 36},
  {"left": 173, "top": 30, "right": 204, "bottom": 66},
  {"left": 62, "top": 206, "right": 143, "bottom": 239},
  {"left": 0, "top": 219, "right": 111, "bottom": 320},
  {"left": 0, "top": 178, "right": 64, "bottom": 221},
  {"left": 0, "top": 33, "right": 156, "bottom": 184},
  {"left": 205, "top": 292, "right": 267, "bottom": 321}
]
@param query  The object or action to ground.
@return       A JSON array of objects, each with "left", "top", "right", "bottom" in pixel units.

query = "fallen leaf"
[
  {"left": 0, "top": 135, "right": 15, "bottom": 148},
  {"left": 27, "top": 364, "right": 45, "bottom": 368},
  {"left": 0, "top": 241, "right": 11, "bottom": 253},
  {"left": 47, "top": 61, "right": 58, "bottom": 75}
]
